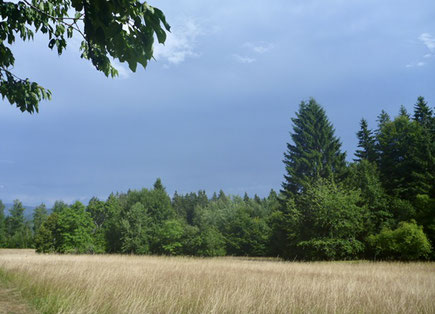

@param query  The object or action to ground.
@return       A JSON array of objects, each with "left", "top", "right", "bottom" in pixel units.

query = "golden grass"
[{"left": 0, "top": 249, "right": 434, "bottom": 313}]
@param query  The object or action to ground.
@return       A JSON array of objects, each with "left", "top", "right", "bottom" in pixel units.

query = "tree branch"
[
  {"left": 22, "top": 0, "right": 83, "bottom": 21},
  {"left": 0, "top": 66, "right": 28, "bottom": 82},
  {"left": 21, "top": 0, "right": 86, "bottom": 40}
]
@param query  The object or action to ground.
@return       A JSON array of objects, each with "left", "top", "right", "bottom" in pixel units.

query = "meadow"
[{"left": 0, "top": 249, "right": 434, "bottom": 313}]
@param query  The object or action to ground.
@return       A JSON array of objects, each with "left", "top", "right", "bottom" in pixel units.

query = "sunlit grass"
[{"left": 0, "top": 249, "right": 434, "bottom": 313}]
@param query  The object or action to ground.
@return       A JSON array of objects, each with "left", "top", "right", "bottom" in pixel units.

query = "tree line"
[{"left": 0, "top": 97, "right": 433, "bottom": 260}]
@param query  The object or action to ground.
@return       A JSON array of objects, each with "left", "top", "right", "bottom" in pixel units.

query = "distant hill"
[{"left": 4, "top": 203, "right": 36, "bottom": 220}]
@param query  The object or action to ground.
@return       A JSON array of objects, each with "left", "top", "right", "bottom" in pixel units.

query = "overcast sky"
[{"left": 1, "top": 0, "right": 434, "bottom": 206}]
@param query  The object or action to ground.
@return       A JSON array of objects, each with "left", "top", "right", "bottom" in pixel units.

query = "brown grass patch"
[{"left": 0, "top": 249, "right": 434, "bottom": 313}]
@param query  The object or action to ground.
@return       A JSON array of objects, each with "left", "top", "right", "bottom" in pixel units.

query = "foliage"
[
  {"left": 34, "top": 213, "right": 59, "bottom": 253},
  {"left": 414, "top": 194, "right": 435, "bottom": 258},
  {"left": 103, "top": 193, "right": 123, "bottom": 253},
  {"left": 296, "top": 180, "right": 367, "bottom": 260},
  {"left": 377, "top": 109, "right": 434, "bottom": 200},
  {"left": 86, "top": 197, "right": 107, "bottom": 252},
  {"left": 367, "top": 221, "right": 432, "bottom": 261},
  {"left": 0, "top": 0, "right": 169, "bottom": 113},
  {"left": 0, "top": 200, "right": 5, "bottom": 247},
  {"left": 281, "top": 98, "right": 347, "bottom": 198},
  {"left": 172, "top": 190, "right": 208, "bottom": 225},
  {"left": 152, "top": 219, "right": 184, "bottom": 255},
  {"left": 354, "top": 118, "right": 377, "bottom": 163},
  {"left": 345, "top": 161, "right": 393, "bottom": 235},
  {"left": 5, "top": 200, "right": 33, "bottom": 248},
  {"left": 35, "top": 201, "right": 95, "bottom": 253},
  {"left": 120, "top": 202, "right": 150, "bottom": 254},
  {"left": 268, "top": 199, "right": 301, "bottom": 259},
  {"left": 6, "top": 97, "right": 435, "bottom": 261},
  {"left": 32, "top": 203, "right": 48, "bottom": 235}
]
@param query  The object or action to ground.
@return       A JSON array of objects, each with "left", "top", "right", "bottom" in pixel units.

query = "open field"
[{"left": 0, "top": 249, "right": 434, "bottom": 313}]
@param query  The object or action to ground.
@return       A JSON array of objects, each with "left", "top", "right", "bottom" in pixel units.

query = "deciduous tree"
[{"left": 0, "top": 0, "right": 169, "bottom": 113}]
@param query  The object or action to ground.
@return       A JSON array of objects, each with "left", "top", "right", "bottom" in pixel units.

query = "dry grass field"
[{"left": 0, "top": 249, "right": 434, "bottom": 313}]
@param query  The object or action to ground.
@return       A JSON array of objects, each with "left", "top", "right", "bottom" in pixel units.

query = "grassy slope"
[{"left": 0, "top": 249, "right": 434, "bottom": 313}]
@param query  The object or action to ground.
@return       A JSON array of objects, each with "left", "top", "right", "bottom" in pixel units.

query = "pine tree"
[
  {"left": 217, "top": 190, "right": 228, "bottom": 202},
  {"left": 281, "top": 98, "right": 347, "bottom": 197},
  {"left": 6, "top": 200, "right": 32, "bottom": 248},
  {"left": 413, "top": 97, "right": 433, "bottom": 129},
  {"left": 33, "top": 203, "right": 48, "bottom": 235},
  {"left": 399, "top": 105, "right": 410, "bottom": 119},
  {"left": 376, "top": 110, "right": 390, "bottom": 133},
  {"left": 377, "top": 111, "right": 433, "bottom": 200},
  {"left": 7, "top": 200, "right": 25, "bottom": 236},
  {"left": 153, "top": 178, "right": 165, "bottom": 191},
  {"left": 211, "top": 192, "right": 218, "bottom": 202},
  {"left": 254, "top": 194, "right": 262, "bottom": 204},
  {"left": 0, "top": 200, "right": 5, "bottom": 247},
  {"left": 354, "top": 118, "right": 377, "bottom": 163},
  {"left": 412, "top": 96, "right": 435, "bottom": 198},
  {"left": 52, "top": 201, "right": 68, "bottom": 213}
]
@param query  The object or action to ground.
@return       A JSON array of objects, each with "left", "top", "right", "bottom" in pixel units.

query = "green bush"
[
  {"left": 367, "top": 220, "right": 432, "bottom": 261},
  {"left": 35, "top": 202, "right": 96, "bottom": 254}
]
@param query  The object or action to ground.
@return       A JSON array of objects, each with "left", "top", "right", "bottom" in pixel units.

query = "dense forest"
[{"left": 0, "top": 97, "right": 433, "bottom": 261}]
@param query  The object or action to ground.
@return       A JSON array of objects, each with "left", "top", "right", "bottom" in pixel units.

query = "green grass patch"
[{"left": 0, "top": 267, "right": 77, "bottom": 314}]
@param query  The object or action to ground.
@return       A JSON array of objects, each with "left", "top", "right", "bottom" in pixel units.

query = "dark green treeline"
[{"left": 0, "top": 97, "right": 433, "bottom": 261}]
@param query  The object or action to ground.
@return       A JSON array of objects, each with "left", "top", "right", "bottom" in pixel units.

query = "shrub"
[{"left": 367, "top": 220, "right": 432, "bottom": 261}]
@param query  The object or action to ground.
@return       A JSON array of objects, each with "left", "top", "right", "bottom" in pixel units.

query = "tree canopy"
[
  {"left": 281, "top": 98, "right": 346, "bottom": 198},
  {"left": 1, "top": 97, "right": 433, "bottom": 261},
  {"left": 0, "top": 0, "right": 170, "bottom": 113}
]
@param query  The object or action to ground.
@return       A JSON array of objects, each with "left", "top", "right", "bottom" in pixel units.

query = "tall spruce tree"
[
  {"left": 399, "top": 105, "right": 410, "bottom": 119},
  {"left": 413, "top": 97, "right": 435, "bottom": 198},
  {"left": 354, "top": 118, "right": 377, "bottom": 163},
  {"left": 413, "top": 97, "right": 433, "bottom": 129},
  {"left": 33, "top": 203, "right": 48, "bottom": 235},
  {"left": 281, "top": 98, "right": 346, "bottom": 197},
  {"left": 7, "top": 200, "right": 25, "bottom": 237},
  {"left": 0, "top": 200, "right": 5, "bottom": 247},
  {"left": 377, "top": 105, "right": 434, "bottom": 200},
  {"left": 6, "top": 200, "right": 32, "bottom": 248},
  {"left": 376, "top": 110, "right": 390, "bottom": 133}
]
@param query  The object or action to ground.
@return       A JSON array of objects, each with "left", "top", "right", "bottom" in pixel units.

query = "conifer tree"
[
  {"left": 217, "top": 190, "right": 228, "bottom": 202},
  {"left": 153, "top": 178, "right": 165, "bottom": 191},
  {"left": 104, "top": 193, "right": 123, "bottom": 253},
  {"left": 211, "top": 192, "right": 218, "bottom": 202},
  {"left": 412, "top": 97, "right": 435, "bottom": 198},
  {"left": 281, "top": 98, "right": 347, "bottom": 197},
  {"left": 7, "top": 200, "right": 25, "bottom": 236},
  {"left": 354, "top": 118, "right": 377, "bottom": 163},
  {"left": 376, "top": 110, "right": 390, "bottom": 133},
  {"left": 399, "top": 105, "right": 410, "bottom": 119},
  {"left": 33, "top": 203, "right": 48, "bottom": 235},
  {"left": 377, "top": 111, "right": 433, "bottom": 199},
  {"left": 413, "top": 96, "right": 433, "bottom": 129},
  {"left": 0, "top": 200, "right": 5, "bottom": 246}
]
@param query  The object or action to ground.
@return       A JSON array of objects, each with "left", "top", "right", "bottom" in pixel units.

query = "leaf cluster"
[{"left": 0, "top": 0, "right": 170, "bottom": 113}]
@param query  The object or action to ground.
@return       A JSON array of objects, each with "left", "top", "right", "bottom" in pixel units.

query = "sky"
[{"left": 1, "top": 0, "right": 434, "bottom": 207}]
